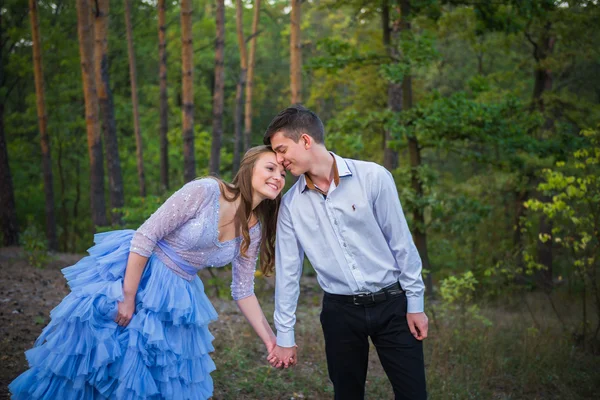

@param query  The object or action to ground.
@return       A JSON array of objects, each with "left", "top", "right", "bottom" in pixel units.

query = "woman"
[{"left": 9, "top": 146, "right": 286, "bottom": 399}]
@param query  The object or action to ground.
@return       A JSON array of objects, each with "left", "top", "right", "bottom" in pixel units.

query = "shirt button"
[
  {"left": 334, "top": 220, "right": 338, "bottom": 225},
  {"left": 343, "top": 243, "right": 347, "bottom": 248}
]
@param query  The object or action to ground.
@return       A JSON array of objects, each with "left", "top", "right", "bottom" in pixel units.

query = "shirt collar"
[{"left": 301, "top": 152, "right": 352, "bottom": 194}]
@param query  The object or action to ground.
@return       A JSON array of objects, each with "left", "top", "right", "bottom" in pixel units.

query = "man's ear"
[{"left": 301, "top": 133, "right": 312, "bottom": 149}]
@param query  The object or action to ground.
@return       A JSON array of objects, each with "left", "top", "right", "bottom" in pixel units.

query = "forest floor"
[{"left": 1, "top": 246, "right": 599, "bottom": 399}]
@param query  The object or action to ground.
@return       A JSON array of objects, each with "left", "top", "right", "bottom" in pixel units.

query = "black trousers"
[{"left": 320, "top": 291, "right": 427, "bottom": 400}]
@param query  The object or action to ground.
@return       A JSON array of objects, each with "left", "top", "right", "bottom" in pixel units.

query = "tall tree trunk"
[
  {"left": 181, "top": 0, "right": 195, "bottom": 182},
  {"left": 77, "top": 0, "right": 108, "bottom": 228},
  {"left": 72, "top": 154, "right": 81, "bottom": 250},
  {"left": 233, "top": 0, "right": 248, "bottom": 174},
  {"left": 290, "top": 0, "right": 302, "bottom": 104},
  {"left": 94, "top": 0, "right": 124, "bottom": 224},
  {"left": 0, "top": 103, "right": 19, "bottom": 246},
  {"left": 0, "top": 13, "right": 19, "bottom": 246},
  {"left": 382, "top": 0, "right": 399, "bottom": 171},
  {"left": 530, "top": 22, "right": 555, "bottom": 290},
  {"left": 158, "top": 0, "right": 169, "bottom": 191},
  {"left": 244, "top": 0, "right": 261, "bottom": 151},
  {"left": 399, "top": 0, "right": 432, "bottom": 295},
  {"left": 30, "top": 0, "right": 57, "bottom": 250},
  {"left": 125, "top": 0, "right": 146, "bottom": 197},
  {"left": 56, "top": 138, "right": 69, "bottom": 250},
  {"left": 210, "top": 0, "right": 225, "bottom": 175}
]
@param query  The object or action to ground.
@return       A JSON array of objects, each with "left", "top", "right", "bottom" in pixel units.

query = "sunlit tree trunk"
[
  {"left": 181, "top": 0, "right": 195, "bottom": 182},
  {"left": 244, "top": 0, "right": 261, "bottom": 151},
  {"left": 125, "top": 0, "right": 146, "bottom": 197},
  {"left": 94, "top": 0, "right": 124, "bottom": 224},
  {"left": 233, "top": 0, "right": 248, "bottom": 174},
  {"left": 290, "top": 0, "right": 302, "bottom": 104},
  {"left": 158, "top": 0, "right": 169, "bottom": 191},
  {"left": 77, "top": 0, "right": 108, "bottom": 228},
  {"left": 30, "top": 0, "right": 57, "bottom": 249},
  {"left": 210, "top": 0, "right": 225, "bottom": 175}
]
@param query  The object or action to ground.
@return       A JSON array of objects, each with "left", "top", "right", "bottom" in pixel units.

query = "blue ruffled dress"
[{"left": 9, "top": 178, "right": 261, "bottom": 399}]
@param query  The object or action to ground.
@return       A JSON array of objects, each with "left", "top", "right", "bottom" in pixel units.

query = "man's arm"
[
  {"left": 372, "top": 167, "right": 428, "bottom": 340},
  {"left": 270, "top": 202, "right": 304, "bottom": 366}
]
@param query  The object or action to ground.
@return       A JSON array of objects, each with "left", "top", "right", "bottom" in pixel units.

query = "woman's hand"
[
  {"left": 115, "top": 296, "right": 136, "bottom": 327},
  {"left": 265, "top": 336, "right": 277, "bottom": 354},
  {"left": 267, "top": 345, "right": 297, "bottom": 369},
  {"left": 266, "top": 337, "right": 279, "bottom": 367}
]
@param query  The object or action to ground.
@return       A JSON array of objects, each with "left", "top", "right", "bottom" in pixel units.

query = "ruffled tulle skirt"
[{"left": 9, "top": 230, "right": 219, "bottom": 399}]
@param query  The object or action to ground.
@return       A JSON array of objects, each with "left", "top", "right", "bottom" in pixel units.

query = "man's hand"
[
  {"left": 267, "top": 345, "right": 297, "bottom": 369},
  {"left": 407, "top": 312, "right": 429, "bottom": 340}
]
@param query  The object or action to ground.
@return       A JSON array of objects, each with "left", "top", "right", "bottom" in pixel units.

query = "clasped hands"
[{"left": 266, "top": 344, "right": 298, "bottom": 369}]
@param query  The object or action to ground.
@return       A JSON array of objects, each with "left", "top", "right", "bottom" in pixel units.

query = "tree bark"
[
  {"left": 531, "top": 22, "right": 555, "bottom": 290},
  {"left": 77, "top": 0, "right": 108, "bottom": 228},
  {"left": 181, "top": 0, "right": 195, "bottom": 182},
  {"left": 158, "top": 0, "right": 169, "bottom": 192},
  {"left": 244, "top": 0, "right": 261, "bottom": 151},
  {"left": 0, "top": 12, "right": 19, "bottom": 246},
  {"left": 0, "top": 103, "right": 19, "bottom": 246},
  {"left": 56, "top": 138, "right": 69, "bottom": 250},
  {"left": 400, "top": 0, "right": 432, "bottom": 294},
  {"left": 233, "top": 0, "right": 248, "bottom": 174},
  {"left": 290, "top": 0, "right": 302, "bottom": 104},
  {"left": 30, "top": 0, "right": 57, "bottom": 250},
  {"left": 94, "top": 0, "right": 124, "bottom": 224},
  {"left": 210, "top": 0, "right": 225, "bottom": 175},
  {"left": 125, "top": 0, "right": 146, "bottom": 197},
  {"left": 383, "top": 0, "right": 399, "bottom": 171}
]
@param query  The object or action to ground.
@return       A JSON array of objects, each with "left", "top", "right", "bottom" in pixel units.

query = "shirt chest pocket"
[{"left": 331, "top": 197, "right": 370, "bottom": 229}]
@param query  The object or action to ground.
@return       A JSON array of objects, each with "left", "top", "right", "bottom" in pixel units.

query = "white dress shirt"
[{"left": 274, "top": 153, "right": 425, "bottom": 347}]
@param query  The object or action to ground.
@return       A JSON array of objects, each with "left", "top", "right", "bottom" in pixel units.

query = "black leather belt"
[{"left": 323, "top": 282, "right": 404, "bottom": 306}]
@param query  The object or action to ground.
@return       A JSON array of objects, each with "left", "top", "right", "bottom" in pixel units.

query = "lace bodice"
[{"left": 129, "top": 178, "right": 261, "bottom": 301}]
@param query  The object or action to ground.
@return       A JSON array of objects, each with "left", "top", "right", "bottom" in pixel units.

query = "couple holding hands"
[{"left": 10, "top": 105, "right": 428, "bottom": 400}]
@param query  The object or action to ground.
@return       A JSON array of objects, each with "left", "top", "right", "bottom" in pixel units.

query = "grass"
[{"left": 200, "top": 270, "right": 600, "bottom": 399}]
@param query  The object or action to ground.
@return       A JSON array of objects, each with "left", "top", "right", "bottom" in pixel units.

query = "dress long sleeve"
[
  {"left": 230, "top": 231, "right": 261, "bottom": 301},
  {"left": 130, "top": 179, "right": 217, "bottom": 257}
]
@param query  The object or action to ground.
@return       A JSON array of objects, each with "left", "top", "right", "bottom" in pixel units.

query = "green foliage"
[
  {"left": 437, "top": 271, "right": 492, "bottom": 327},
  {"left": 523, "top": 128, "right": 600, "bottom": 339},
  {"left": 21, "top": 216, "right": 53, "bottom": 269},
  {"left": 2, "top": 0, "right": 599, "bottom": 341},
  {"left": 1, "top": 0, "right": 599, "bottom": 394}
]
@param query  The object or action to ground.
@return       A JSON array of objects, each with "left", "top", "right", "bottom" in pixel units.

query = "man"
[{"left": 265, "top": 105, "right": 428, "bottom": 400}]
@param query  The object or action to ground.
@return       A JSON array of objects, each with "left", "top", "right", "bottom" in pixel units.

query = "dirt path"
[
  {"left": 0, "top": 247, "right": 324, "bottom": 400},
  {"left": 0, "top": 247, "right": 369, "bottom": 399},
  {"left": 0, "top": 247, "right": 82, "bottom": 399}
]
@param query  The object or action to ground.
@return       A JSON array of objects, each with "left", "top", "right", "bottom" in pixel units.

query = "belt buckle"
[{"left": 353, "top": 293, "right": 375, "bottom": 305}]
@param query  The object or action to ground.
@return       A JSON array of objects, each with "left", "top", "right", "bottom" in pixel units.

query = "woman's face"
[{"left": 251, "top": 152, "right": 286, "bottom": 200}]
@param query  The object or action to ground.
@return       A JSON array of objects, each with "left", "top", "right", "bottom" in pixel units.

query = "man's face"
[{"left": 270, "top": 131, "right": 311, "bottom": 176}]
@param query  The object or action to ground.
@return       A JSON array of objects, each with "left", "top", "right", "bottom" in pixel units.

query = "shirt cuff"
[
  {"left": 407, "top": 296, "right": 424, "bottom": 313},
  {"left": 276, "top": 330, "right": 296, "bottom": 347}
]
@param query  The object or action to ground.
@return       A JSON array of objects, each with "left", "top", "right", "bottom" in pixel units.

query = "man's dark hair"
[{"left": 263, "top": 104, "right": 325, "bottom": 145}]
